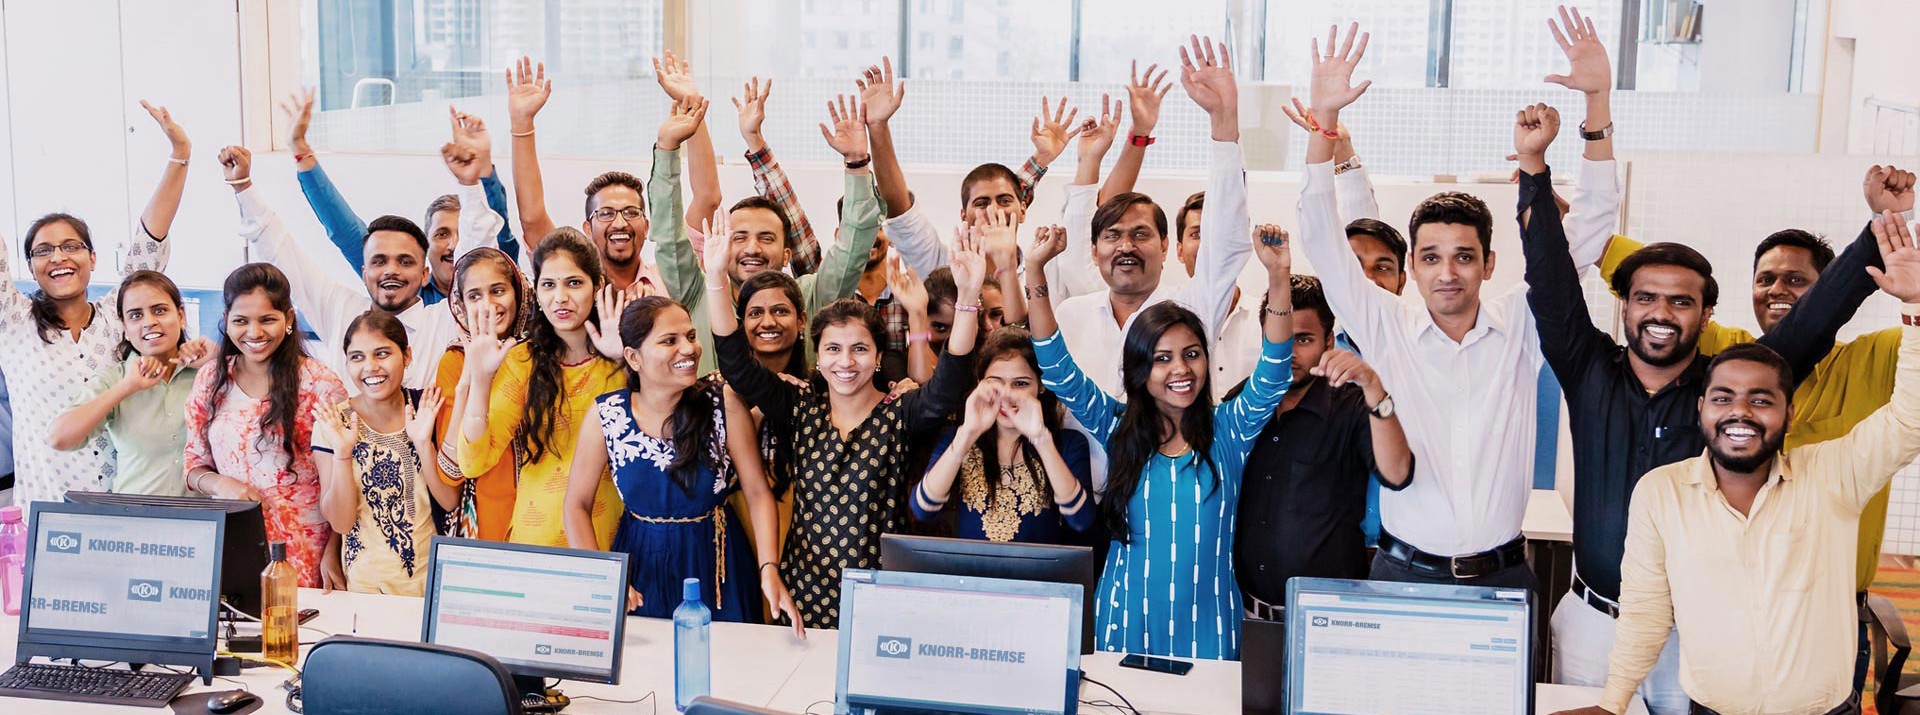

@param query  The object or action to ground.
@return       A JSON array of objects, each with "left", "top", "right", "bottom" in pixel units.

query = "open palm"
[
  {"left": 653, "top": 50, "right": 699, "bottom": 101},
  {"left": 857, "top": 57, "right": 904, "bottom": 126},
  {"left": 1308, "top": 24, "right": 1372, "bottom": 118},
  {"left": 819, "top": 95, "right": 869, "bottom": 158},
  {"left": 1179, "top": 35, "right": 1237, "bottom": 115},
  {"left": 1545, "top": 5, "right": 1611, "bottom": 94},
  {"left": 505, "top": 56, "right": 551, "bottom": 127},
  {"left": 1869, "top": 213, "right": 1920, "bottom": 303}
]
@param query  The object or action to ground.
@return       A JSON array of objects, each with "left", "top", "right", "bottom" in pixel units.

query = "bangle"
[
  {"left": 511, "top": 128, "right": 535, "bottom": 138},
  {"left": 225, "top": 177, "right": 252, "bottom": 187},
  {"left": 291, "top": 152, "right": 312, "bottom": 164},
  {"left": 760, "top": 562, "right": 777, "bottom": 572},
  {"left": 907, "top": 331, "right": 933, "bottom": 345},
  {"left": 1264, "top": 306, "right": 1293, "bottom": 318},
  {"left": 1128, "top": 135, "right": 1155, "bottom": 147},
  {"left": 1320, "top": 128, "right": 1340, "bottom": 139},
  {"left": 844, "top": 155, "right": 872, "bottom": 170},
  {"left": 168, "top": 156, "right": 189, "bottom": 167},
  {"left": 1026, "top": 284, "right": 1049, "bottom": 300},
  {"left": 953, "top": 302, "right": 980, "bottom": 313}
]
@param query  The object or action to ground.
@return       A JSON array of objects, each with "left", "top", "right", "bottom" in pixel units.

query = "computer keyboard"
[{"left": 0, "top": 662, "right": 194, "bottom": 708}]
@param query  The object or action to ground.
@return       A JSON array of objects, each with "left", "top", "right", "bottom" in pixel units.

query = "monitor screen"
[
  {"left": 422, "top": 538, "right": 628, "bottom": 684},
  {"left": 837, "top": 570, "right": 1079, "bottom": 715},
  {"left": 1286, "top": 583, "right": 1530, "bottom": 715},
  {"left": 24, "top": 509, "right": 222, "bottom": 645}
]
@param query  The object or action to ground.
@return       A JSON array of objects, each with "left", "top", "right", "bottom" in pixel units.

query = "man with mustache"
[{"left": 1550, "top": 213, "right": 1920, "bottom": 715}]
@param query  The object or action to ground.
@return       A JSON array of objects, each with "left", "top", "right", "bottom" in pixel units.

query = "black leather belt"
[
  {"left": 1377, "top": 530, "right": 1527, "bottom": 580},
  {"left": 1572, "top": 572, "right": 1619, "bottom": 618},
  {"left": 1246, "top": 594, "right": 1283, "bottom": 622},
  {"left": 1691, "top": 698, "right": 1855, "bottom": 715}
]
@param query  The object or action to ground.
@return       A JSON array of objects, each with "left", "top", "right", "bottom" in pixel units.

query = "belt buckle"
[{"left": 1450, "top": 555, "right": 1472, "bottom": 580}]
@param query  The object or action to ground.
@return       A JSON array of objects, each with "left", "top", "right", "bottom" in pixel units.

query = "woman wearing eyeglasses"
[{"left": 5, "top": 102, "right": 187, "bottom": 508}]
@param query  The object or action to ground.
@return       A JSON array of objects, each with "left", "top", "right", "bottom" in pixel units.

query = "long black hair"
[
  {"left": 1098, "top": 302, "right": 1218, "bottom": 543},
  {"left": 202, "top": 263, "right": 310, "bottom": 458},
  {"left": 972, "top": 328, "right": 1066, "bottom": 503},
  {"left": 519, "top": 227, "right": 605, "bottom": 465},
  {"left": 113, "top": 269, "right": 186, "bottom": 360},
  {"left": 24, "top": 213, "right": 95, "bottom": 344},
  {"left": 619, "top": 296, "right": 716, "bottom": 495}
]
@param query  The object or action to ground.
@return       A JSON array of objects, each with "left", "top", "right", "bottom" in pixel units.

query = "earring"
[{"left": 286, "top": 325, "right": 294, "bottom": 335}]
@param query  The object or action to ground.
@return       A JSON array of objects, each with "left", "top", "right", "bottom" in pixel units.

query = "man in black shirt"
[{"left": 1233, "top": 276, "right": 1413, "bottom": 621}]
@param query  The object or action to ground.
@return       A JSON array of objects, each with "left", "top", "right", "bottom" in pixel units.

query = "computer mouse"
[{"left": 205, "top": 690, "right": 259, "bottom": 714}]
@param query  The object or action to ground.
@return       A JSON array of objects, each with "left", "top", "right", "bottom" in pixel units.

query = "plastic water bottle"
[
  {"left": 0, "top": 506, "right": 25, "bottom": 616},
  {"left": 672, "top": 577, "right": 712, "bottom": 711}
]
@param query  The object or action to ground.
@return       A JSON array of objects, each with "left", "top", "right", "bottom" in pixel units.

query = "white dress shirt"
[{"left": 236, "top": 188, "right": 458, "bottom": 392}]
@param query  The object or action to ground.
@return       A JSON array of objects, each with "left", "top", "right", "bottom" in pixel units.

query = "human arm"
[
  {"left": 859, "top": 58, "right": 913, "bottom": 219},
  {"left": 1279, "top": 100, "right": 1381, "bottom": 225},
  {"left": 1028, "top": 96, "right": 1081, "bottom": 181},
  {"left": 886, "top": 256, "right": 936, "bottom": 384},
  {"left": 1215, "top": 228, "right": 1298, "bottom": 465},
  {"left": 312, "top": 401, "right": 362, "bottom": 535},
  {"left": 562, "top": 412, "right": 610, "bottom": 551},
  {"left": 1296, "top": 24, "right": 1396, "bottom": 352},
  {"left": 1593, "top": 480, "right": 1677, "bottom": 715},
  {"left": 737, "top": 78, "right": 823, "bottom": 276},
  {"left": 1172, "top": 36, "right": 1254, "bottom": 338},
  {"left": 445, "top": 111, "right": 509, "bottom": 264},
  {"left": 1015, "top": 225, "right": 1067, "bottom": 340},
  {"left": 1006, "top": 390, "right": 1091, "bottom": 527},
  {"left": 1545, "top": 6, "right": 1615, "bottom": 164},
  {"left": 902, "top": 230, "right": 985, "bottom": 434},
  {"left": 181, "top": 370, "right": 263, "bottom": 502},
  {"left": 1099, "top": 61, "right": 1170, "bottom": 206},
  {"left": 136, "top": 101, "right": 191, "bottom": 242},
  {"left": 650, "top": 95, "right": 712, "bottom": 309},
  {"left": 1044, "top": 99, "right": 1120, "bottom": 304},
  {"left": 1516, "top": 106, "right": 1615, "bottom": 388},
  {"left": 706, "top": 221, "right": 803, "bottom": 424},
  {"left": 279, "top": 88, "right": 372, "bottom": 269},
  {"left": 1754, "top": 201, "right": 1897, "bottom": 384},
  {"left": 222, "top": 146, "right": 364, "bottom": 342},
  {"left": 48, "top": 359, "right": 163, "bottom": 451},
  {"left": 912, "top": 429, "right": 974, "bottom": 521},
  {"left": 1314, "top": 350, "right": 1413, "bottom": 488},
  {"left": 653, "top": 51, "right": 721, "bottom": 232},
  {"left": 405, "top": 388, "right": 456, "bottom": 510},
  {"left": 505, "top": 57, "right": 557, "bottom": 242},
  {"left": 454, "top": 316, "right": 523, "bottom": 478},
  {"left": 801, "top": 137, "right": 882, "bottom": 313}
]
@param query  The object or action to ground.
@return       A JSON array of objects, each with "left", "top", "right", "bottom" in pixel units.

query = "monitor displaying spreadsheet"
[
  {"left": 1285, "top": 578, "right": 1531, "bottom": 715},
  {"left": 421, "top": 537, "right": 629, "bottom": 684}
]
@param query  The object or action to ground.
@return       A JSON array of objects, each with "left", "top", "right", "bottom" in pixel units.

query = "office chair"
[
  {"left": 1864, "top": 593, "right": 1920, "bottom": 714},
  {"left": 687, "top": 696, "right": 799, "bottom": 715},
  {"left": 300, "top": 636, "right": 523, "bottom": 715}
]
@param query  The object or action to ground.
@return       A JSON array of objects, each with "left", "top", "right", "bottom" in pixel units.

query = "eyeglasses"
[
  {"left": 589, "top": 206, "right": 644, "bottom": 223},
  {"left": 28, "top": 241, "right": 89, "bottom": 259}
]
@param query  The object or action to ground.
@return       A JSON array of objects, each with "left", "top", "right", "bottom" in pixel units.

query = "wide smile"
[
  {"left": 48, "top": 268, "right": 76, "bottom": 280},
  {"left": 754, "top": 328, "right": 786, "bottom": 343},
  {"left": 240, "top": 339, "right": 272, "bottom": 353},
  {"left": 606, "top": 230, "right": 634, "bottom": 246},
  {"left": 378, "top": 278, "right": 405, "bottom": 291},
  {"left": 827, "top": 368, "right": 861, "bottom": 384},
  {"left": 1166, "top": 378, "right": 1196, "bottom": 396},
  {"left": 1719, "top": 423, "right": 1760, "bottom": 446},
  {"left": 1642, "top": 324, "right": 1677, "bottom": 343},
  {"left": 671, "top": 358, "right": 696, "bottom": 373},
  {"left": 361, "top": 375, "right": 389, "bottom": 387}
]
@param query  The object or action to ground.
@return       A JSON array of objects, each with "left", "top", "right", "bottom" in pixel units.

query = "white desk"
[
  {"left": 1524, "top": 488, "right": 1574, "bottom": 543},
  {"left": 1, "top": 589, "right": 1643, "bottom": 714}
]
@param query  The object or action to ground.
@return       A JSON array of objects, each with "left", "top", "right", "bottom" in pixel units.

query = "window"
[
  {"left": 1449, "top": 0, "right": 1625, "bottom": 89},
  {"left": 1266, "top": 1, "right": 1433, "bottom": 88},
  {"left": 1076, "top": 0, "right": 1225, "bottom": 83}
]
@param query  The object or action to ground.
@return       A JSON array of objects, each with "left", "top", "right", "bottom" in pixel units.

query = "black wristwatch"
[
  {"left": 1579, "top": 121, "right": 1614, "bottom": 141},
  {"left": 1368, "top": 394, "right": 1396, "bottom": 419}
]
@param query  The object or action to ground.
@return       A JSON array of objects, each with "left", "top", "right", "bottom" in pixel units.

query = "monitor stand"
[{"left": 514, "top": 674, "right": 571, "bottom": 712}]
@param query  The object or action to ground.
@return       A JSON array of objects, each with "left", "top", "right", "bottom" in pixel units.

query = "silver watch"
[
  {"left": 1333, "top": 154, "right": 1364, "bottom": 175},
  {"left": 1368, "top": 394, "right": 1395, "bottom": 419}
]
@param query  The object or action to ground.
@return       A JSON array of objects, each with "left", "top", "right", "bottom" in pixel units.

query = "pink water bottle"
[{"left": 1, "top": 505, "right": 26, "bottom": 615}]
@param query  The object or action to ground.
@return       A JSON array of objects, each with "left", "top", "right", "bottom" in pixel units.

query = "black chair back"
[{"left": 301, "top": 636, "right": 522, "bottom": 715}]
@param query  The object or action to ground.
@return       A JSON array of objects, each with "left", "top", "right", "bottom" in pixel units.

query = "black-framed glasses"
[
  {"left": 28, "top": 241, "right": 89, "bottom": 259},
  {"left": 589, "top": 206, "right": 644, "bottom": 223}
]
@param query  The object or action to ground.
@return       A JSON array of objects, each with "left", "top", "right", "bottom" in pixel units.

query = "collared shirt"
[
  {"left": 1211, "top": 297, "right": 1262, "bottom": 401},
  {"left": 1299, "top": 160, "right": 1540, "bottom": 556},
  {"left": 1235, "top": 378, "right": 1406, "bottom": 605},
  {"left": 884, "top": 157, "right": 1046, "bottom": 279},
  {"left": 1601, "top": 306, "right": 1920, "bottom": 715},
  {"left": 296, "top": 162, "right": 519, "bottom": 305},
  {"left": 94, "top": 357, "right": 199, "bottom": 497},
  {"left": 236, "top": 188, "right": 458, "bottom": 391},
  {"left": 744, "top": 146, "right": 823, "bottom": 276}
]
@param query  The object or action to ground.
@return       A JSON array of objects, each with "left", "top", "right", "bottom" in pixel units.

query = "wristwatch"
[
  {"left": 1579, "top": 121, "right": 1614, "bottom": 141},
  {"left": 1333, "top": 155, "right": 1363, "bottom": 175},
  {"left": 1368, "top": 394, "right": 1396, "bottom": 419}
]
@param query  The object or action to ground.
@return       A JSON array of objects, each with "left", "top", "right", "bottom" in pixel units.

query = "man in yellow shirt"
[{"left": 1558, "top": 211, "right": 1920, "bottom": 715}]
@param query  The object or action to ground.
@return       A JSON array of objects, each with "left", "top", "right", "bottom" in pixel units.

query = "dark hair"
[
  {"left": 1100, "top": 302, "right": 1218, "bottom": 543},
  {"left": 971, "top": 328, "right": 1066, "bottom": 501},
  {"left": 203, "top": 263, "right": 310, "bottom": 458},
  {"left": 1611, "top": 242, "right": 1719, "bottom": 308},
  {"left": 1290, "top": 274, "right": 1335, "bottom": 335},
  {"left": 737, "top": 271, "right": 808, "bottom": 377},
  {"left": 520, "top": 227, "right": 606, "bottom": 464},
  {"left": 809, "top": 299, "right": 888, "bottom": 389},
  {"left": 366, "top": 215, "right": 429, "bottom": 255},
  {"left": 1346, "top": 217, "right": 1409, "bottom": 270},
  {"left": 729, "top": 196, "right": 795, "bottom": 250},
  {"left": 583, "top": 171, "right": 646, "bottom": 216},
  {"left": 1407, "top": 191, "right": 1493, "bottom": 254},
  {"left": 1091, "top": 193, "right": 1169, "bottom": 243},
  {"left": 618, "top": 296, "right": 716, "bottom": 495},
  {"left": 961, "top": 163, "right": 1025, "bottom": 208},
  {"left": 343, "top": 308, "right": 410, "bottom": 355},
  {"left": 422, "top": 194, "right": 461, "bottom": 232},
  {"left": 1753, "top": 229, "right": 1834, "bottom": 274},
  {"left": 23, "top": 213, "right": 95, "bottom": 344},
  {"left": 451, "top": 248, "right": 531, "bottom": 340},
  {"left": 1706, "top": 342, "right": 1794, "bottom": 396},
  {"left": 1175, "top": 191, "right": 1205, "bottom": 238},
  {"left": 114, "top": 270, "right": 186, "bottom": 360},
  {"left": 926, "top": 267, "right": 958, "bottom": 314}
]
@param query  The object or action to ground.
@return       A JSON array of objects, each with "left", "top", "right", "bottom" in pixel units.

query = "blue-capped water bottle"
[{"left": 673, "top": 577, "right": 711, "bottom": 710}]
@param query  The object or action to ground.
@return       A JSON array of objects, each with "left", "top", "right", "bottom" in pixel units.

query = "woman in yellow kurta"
[{"left": 457, "top": 229, "right": 625, "bottom": 549}]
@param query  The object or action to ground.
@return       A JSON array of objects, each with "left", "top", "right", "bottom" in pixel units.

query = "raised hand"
[
  {"left": 1545, "top": 5, "right": 1612, "bottom": 95},
  {"left": 1866, "top": 165, "right": 1918, "bottom": 215},
  {"left": 1077, "top": 94, "right": 1121, "bottom": 162},
  {"left": 1309, "top": 349, "right": 1382, "bottom": 394},
  {"left": 1868, "top": 211, "right": 1920, "bottom": 303},
  {"left": 442, "top": 107, "right": 491, "bottom": 185},
  {"left": 1030, "top": 96, "right": 1082, "bottom": 167},
  {"left": 314, "top": 401, "right": 360, "bottom": 455},
  {"left": 949, "top": 226, "right": 988, "bottom": 298},
  {"left": 978, "top": 205, "right": 1021, "bottom": 274},
  {"left": 658, "top": 94, "right": 710, "bottom": 152},
  {"left": 733, "top": 77, "right": 772, "bottom": 147},
  {"left": 959, "top": 382, "right": 1002, "bottom": 435},
  {"left": 1026, "top": 225, "right": 1068, "bottom": 272},
  {"left": 1126, "top": 60, "right": 1172, "bottom": 136},
  {"left": 1308, "top": 23, "right": 1373, "bottom": 125},
  {"left": 1006, "top": 391, "right": 1049, "bottom": 440},
  {"left": 586, "top": 284, "right": 632, "bottom": 360},
  {"left": 652, "top": 50, "right": 699, "bottom": 102},
  {"left": 819, "top": 94, "right": 870, "bottom": 161},
  {"left": 277, "top": 88, "right": 316, "bottom": 152},
  {"left": 406, "top": 388, "right": 444, "bottom": 447},
  {"left": 1513, "top": 103, "right": 1560, "bottom": 170},
  {"left": 856, "top": 57, "right": 905, "bottom": 126},
  {"left": 1178, "top": 35, "right": 1239, "bottom": 127},
  {"left": 464, "top": 302, "right": 519, "bottom": 377},
  {"left": 884, "top": 255, "right": 929, "bottom": 317},
  {"left": 121, "top": 356, "right": 168, "bottom": 394},
  {"left": 1281, "top": 98, "right": 1350, "bottom": 140},
  {"left": 505, "top": 56, "right": 552, "bottom": 132},
  {"left": 1253, "top": 223, "right": 1292, "bottom": 278},
  {"left": 702, "top": 208, "right": 733, "bottom": 291},
  {"left": 173, "top": 336, "right": 218, "bottom": 370},
  {"left": 218, "top": 145, "right": 253, "bottom": 189},
  {"left": 140, "top": 101, "right": 191, "bottom": 158}
]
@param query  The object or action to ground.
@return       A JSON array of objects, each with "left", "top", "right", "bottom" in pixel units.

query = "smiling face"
[
  {"left": 425, "top": 209, "right": 459, "bottom": 291},
  {"left": 980, "top": 354, "right": 1041, "bottom": 431},
  {"left": 624, "top": 304, "right": 701, "bottom": 392},
  {"left": 363, "top": 230, "right": 430, "bottom": 312},
  {"left": 1410, "top": 223, "right": 1493, "bottom": 324},
  {"left": 743, "top": 288, "right": 801, "bottom": 357},
  {"left": 1751, "top": 245, "right": 1819, "bottom": 334},
  {"left": 28, "top": 220, "right": 95, "bottom": 301},
  {"left": 120, "top": 282, "right": 185, "bottom": 359},
  {"left": 344, "top": 326, "right": 409, "bottom": 401},
  {"left": 1700, "top": 359, "right": 1792, "bottom": 474},
  {"left": 1094, "top": 203, "right": 1168, "bottom": 298},
  {"left": 962, "top": 176, "right": 1025, "bottom": 226},
  {"left": 458, "top": 261, "right": 520, "bottom": 340},
  {"left": 1145, "top": 323, "right": 1207, "bottom": 414},
  {"left": 1348, "top": 234, "right": 1406, "bottom": 295},
  {"left": 727, "top": 206, "right": 791, "bottom": 283},
  {"left": 1622, "top": 264, "right": 1710, "bottom": 369},
  {"left": 225, "top": 289, "right": 292, "bottom": 364},
  {"left": 586, "top": 185, "right": 647, "bottom": 268},
  {"left": 536, "top": 252, "right": 595, "bottom": 332},
  {"left": 815, "top": 321, "right": 880, "bottom": 397}
]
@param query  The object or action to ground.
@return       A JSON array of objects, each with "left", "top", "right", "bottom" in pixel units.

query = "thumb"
[{"left": 1544, "top": 73, "right": 1572, "bottom": 87}]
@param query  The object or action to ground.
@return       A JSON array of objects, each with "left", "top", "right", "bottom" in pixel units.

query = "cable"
[
  {"left": 572, "top": 690, "right": 657, "bottom": 715},
  {"left": 217, "top": 649, "right": 299, "bottom": 675},
  {"left": 1079, "top": 675, "right": 1140, "bottom": 715},
  {"left": 803, "top": 698, "right": 835, "bottom": 715}
]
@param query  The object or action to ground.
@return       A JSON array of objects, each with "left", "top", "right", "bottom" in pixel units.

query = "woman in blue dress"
[
  {"left": 1011, "top": 223, "right": 1296, "bottom": 661},
  {"left": 563, "top": 295, "right": 800, "bottom": 630}
]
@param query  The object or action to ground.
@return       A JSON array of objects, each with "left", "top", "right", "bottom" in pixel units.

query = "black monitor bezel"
[
  {"left": 878, "top": 534, "right": 1099, "bottom": 654},
  {"left": 419, "top": 536, "right": 630, "bottom": 685}
]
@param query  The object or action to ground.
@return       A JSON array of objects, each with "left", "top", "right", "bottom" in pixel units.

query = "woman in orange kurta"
[{"left": 433, "top": 247, "right": 534, "bottom": 541}]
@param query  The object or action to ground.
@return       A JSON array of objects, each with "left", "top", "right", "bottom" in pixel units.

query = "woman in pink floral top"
[{"left": 183, "top": 263, "right": 349, "bottom": 588}]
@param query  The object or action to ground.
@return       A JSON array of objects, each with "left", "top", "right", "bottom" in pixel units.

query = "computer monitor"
[
  {"left": 835, "top": 568, "right": 1082, "bottom": 715},
  {"left": 879, "top": 534, "right": 1099, "bottom": 654},
  {"left": 63, "top": 491, "right": 268, "bottom": 617},
  {"left": 1284, "top": 577, "right": 1533, "bottom": 715},
  {"left": 16, "top": 501, "right": 226, "bottom": 683},
  {"left": 420, "top": 537, "right": 630, "bottom": 696}
]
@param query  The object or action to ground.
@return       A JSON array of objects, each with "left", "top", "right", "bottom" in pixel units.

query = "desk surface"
[
  {"left": 0, "top": 589, "right": 1639, "bottom": 714},
  {"left": 1525, "top": 487, "right": 1574, "bottom": 542}
]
